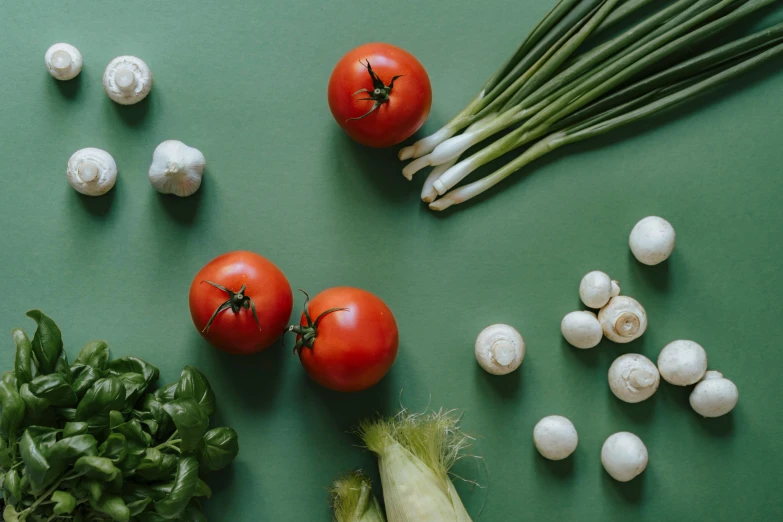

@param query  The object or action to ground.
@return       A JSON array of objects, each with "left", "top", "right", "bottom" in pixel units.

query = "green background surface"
[{"left": 1, "top": 1, "right": 783, "bottom": 520}]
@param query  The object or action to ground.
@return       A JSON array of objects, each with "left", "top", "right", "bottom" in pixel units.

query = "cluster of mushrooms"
[{"left": 45, "top": 43, "right": 206, "bottom": 199}]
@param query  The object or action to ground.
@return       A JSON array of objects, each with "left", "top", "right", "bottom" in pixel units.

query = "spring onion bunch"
[{"left": 399, "top": 0, "right": 783, "bottom": 210}]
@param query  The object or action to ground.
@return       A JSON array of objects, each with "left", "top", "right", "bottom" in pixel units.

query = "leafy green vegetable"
[{"left": 1, "top": 311, "right": 238, "bottom": 520}]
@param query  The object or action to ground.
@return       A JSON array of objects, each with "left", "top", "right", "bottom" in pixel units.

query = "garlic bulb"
[
  {"left": 103, "top": 56, "right": 153, "bottom": 105},
  {"left": 579, "top": 270, "right": 614, "bottom": 309},
  {"left": 608, "top": 353, "right": 660, "bottom": 403},
  {"left": 66, "top": 148, "right": 117, "bottom": 196},
  {"left": 148, "top": 140, "right": 206, "bottom": 197},
  {"left": 689, "top": 371, "right": 738, "bottom": 418},
  {"left": 629, "top": 216, "right": 676, "bottom": 265},
  {"left": 561, "top": 311, "right": 602, "bottom": 349},
  {"left": 474, "top": 324, "right": 525, "bottom": 375},
  {"left": 45, "top": 43, "right": 82, "bottom": 81},
  {"left": 598, "top": 296, "right": 647, "bottom": 343}
]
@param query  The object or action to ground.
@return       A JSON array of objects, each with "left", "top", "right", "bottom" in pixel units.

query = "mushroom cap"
[
  {"left": 45, "top": 43, "right": 83, "bottom": 81},
  {"left": 629, "top": 216, "right": 676, "bottom": 266},
  {"left": 579, "top": 271, "right": 613, "bottom": 309},
  {"left": 103, "top": 56, "right": 153, "bottom": 105},
  {"left": 608, "top": 353, "right": 660, "bottom": 403},
  {"left": 657, "top": 340, "right": 708, "bottom": 386},
  {"left": 474, "top": 324, "right": 525, "bottom": 375},
  {"left": 533, "top": 415, "right": 578, "bottom": 460},
  {"left": 597, "top": 296, "right": 648, "bottom": 343},
  {"left": 561, "top": 311, "right": 602, "bottom": 349},
  {"left": 66, "top": 148, "right": 118, "bottom": 196},
  {"left": 601, "top": 432, "right": 648, "bottom": 482},
  {"left": 689, "top": 371, "right": 738, "bottom": 417}
]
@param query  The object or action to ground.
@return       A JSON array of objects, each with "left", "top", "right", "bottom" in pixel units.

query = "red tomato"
[
  {"left": 328, "top": 42, "right": 432, "bottom": 148},
  {"left": 291, "top": 287, "right": 399, "bottom": 392},
  {"left": 189, "top": 251, "right": 293, "bottom": 355}
]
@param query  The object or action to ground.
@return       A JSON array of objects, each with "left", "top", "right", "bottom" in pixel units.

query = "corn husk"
[
  {"left": 331, "top": 471, "right": 386, "bottom": 522},
  {"left": 359, "top": 410, "right": 474, "bottom": 522}
]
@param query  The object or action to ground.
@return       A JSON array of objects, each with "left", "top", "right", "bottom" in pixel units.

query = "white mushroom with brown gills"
[
  {"left": 608, "top": 353, "right": 660, "bottom": 403},
  {"left": 598, "top": 296, "right": 647, "bottom": 343},
  {"left": 45, "top": 43, "right": 82, "bottom": 81},
  {"left": 474, "top": 324, "right": 525, "bottom": 375},
  {"left": 66, "top": 148, "right": 117, "bottom": 196},
  {"left": 690, "top": 371, "right": 738, "bottom": 417},
  {"left": 657, "top": 340, "right": 708, "bottom": 386},
  {"left": 103, "top": 55, "right": 153, "bottom": 105},
  {"left": 601, "top": 432, "right": 649, "bottom": 482}
]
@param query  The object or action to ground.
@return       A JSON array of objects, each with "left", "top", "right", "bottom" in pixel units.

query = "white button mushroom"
[
  {"left": 579, "top": 271, "right": 616, "bottom": 309},
  {"left": 689, "top": 371, "right": 738, "bottom": 418},
  {"left": 45, "top": 43, "right": 83, "bottom": 81},
  {"left": 629, "top": 216, "right": 676, "bottom": 265},
  {"left": 561, "top": 311, "right": 602, "bottom": 349},
  {"left": 608, "top": 354, "right": 660, "bottom": 403},
  {"left": 601, "top": 432, "right": 648, "bottom": 482},
  {"left": 148, "top": 140, "right": 206, "bottom": 197},
  {"left": 533, "top": 415, "right": 578, "bottom": 460},
  {"left": 597, "top": 296, "right": 647, "bottom": 343},
  {"left": 103, "top": 56, "right": 153, "bottom": 105},
  {"left": 657, "top": 340, "right": 708, "bottom": 386},
  {"left": 474, "top": 324, "right": 525, "bottom": 375},
  {"left": 66, "top": 148, "right": 118, "bottom": 196}
]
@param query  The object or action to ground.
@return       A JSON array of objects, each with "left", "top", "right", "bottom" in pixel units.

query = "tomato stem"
[
  {"left": 346, "top": 60, "right": 403, "bottom": 122},
  {"left": 200, "top": 281, "right": 262, "bottom": 333},
  {"left": 287, "top": 289, "right": 348, "bottom": 353}
]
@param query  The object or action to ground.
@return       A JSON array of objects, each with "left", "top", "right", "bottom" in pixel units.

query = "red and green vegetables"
[
  {"left": 399, "top": 0, "right": 783, "bottom": 209},
  {"left": 0, "top": 311, "right": 238, "bottom": 522}
]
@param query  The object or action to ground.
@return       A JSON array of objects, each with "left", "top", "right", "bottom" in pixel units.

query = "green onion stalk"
[{"left": 399, "top": 0, "right": 783, "bottom": 210}]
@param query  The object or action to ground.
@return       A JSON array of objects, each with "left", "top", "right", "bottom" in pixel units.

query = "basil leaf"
[
  {"left": 62, "top": 421, "right": 88, "bottom": 438},
  {"left": 52, "top": 490, "right": 77, "bottom": 514},
  {"left": 100, "top": 433, "right": 127, "bottom": 464},
  {"left": 28, "top": 373, "right": 77, "bottom": 407},
  {"left": 126, "top": 497, "right": 152, "bottom": 516},
  {"left": 193, "top": 479, "right": 212, "bottom": 499},
  {"left": 112, "top": 419, "right": 151, "bottom": 474},
  {"left": 154, "top": 382, "right": 178, "bottom": 403},
  {"left": 136, "top": 448, "right": 177, "bottom": 481},
  {"left": 19, "top": 427, "right": 61, "bottom": 493},
  {"left": 140, "top": 396, "right": 172, "bottom": 437},
  {"left": 107, "top": 357, "right": 160, "bottom": 390},
  {"left": 135, "top": 512, "right": 168, "bottom": 522},
  {"left": 110, "top": 410, "right": 126, "bottom": 429},
  {"left": 0, "top": 379, "right": 25, "bottom": 440},
  {"left": 90, "top": 495, "right": 130, "bottom": 522},
  {"left": 162, "top": 399, "right": 208, "bottom": 453},
  {"left": 122, "top": 481, "right": 172, "bottom": 503},
  {"left": 81, "top": 478, "right": 104, "bottom": 502},
  {"left": 12, "top": 329, "right": 33, "bottom": 386},
  {"left": 3, "top": 504, "right": 20, "bottom": 522},
  {"left": 175, "top": 366, "right": 216, "bottom": 416},
  {"left": 75, "top": 340, "right": 110, "bottom": 370},
  {"left": 26, "top": 310, "right": 63, "bottom": 375},
  {"left": 74, "top": 456, "right": 121, "bottom": 481},
  {"left": 20, "top": 383, "right": 49, "bottom": 412},
  {"left": 55, "top": 350, "right": 73, "bottom": 383},
  {"left": 56, "top": 407, "right": 77, "bottom": 422},
  {"left": 71, "top": 364, "right": 103, "bottom": 400},
  {"left": 117, "top": 372, "right": 147, "bottom": 406},
  {"left": 50, "top": 434, "right": 99, "bottom": 463},
  {"left": 75, "top": 377, "right": 126, "bottom": 430},
  {"left": 154, "top": 456, "right": 199, "bottom": 519},
  {"left": 3, "top": 469, "right": 22, "bottom": 502},
  {"left": 199, "top": 427, "right": 239, "bottom": 471},
  {"left": 180, "top": 504, "right": 208, "bottom": 522},
  {"left": 1, "top": 371, "right": 17, "bottom": 387}
]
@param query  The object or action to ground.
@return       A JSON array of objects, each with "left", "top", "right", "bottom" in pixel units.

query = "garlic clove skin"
[
  {"left": 533, "top": 415, "right": 578, "bottom": 460},
  {"left": 103, "top": 56, "right": 153, "bottom": 105},
  {"left": 474, "top": 324, "right": 525, "bottom": 375},
  {"left": 561, "top": 311, "right": 602, "bottom": 349},
  {"left": 579, "top": 271, "right": 614, "bottom": 309},
  {"left": 148, "top": 140, "right": 206, "bottom": 197},
  {"left": 657, "top": 340, "right": 708, "bottom": 386},
  {"left": 689, "top": 371, "right": 738, "bottom": 418},
  {"left": 601, "top": 432, "right": 648, "bottom": 482},
  {"left": 629, "top": 216, "right": 676, "bottom": 266},
  {"left": 45, "top": 43, "right": 83, "bottom": 81},
  {"left": 66, "top": 148, "right": 118, "bottom": 196},
  {"left": 608, "top": 353, "right": 660, "bottom": 403},
  {"left": 598, "top": 296, "right": 647, "bottom": 343}
]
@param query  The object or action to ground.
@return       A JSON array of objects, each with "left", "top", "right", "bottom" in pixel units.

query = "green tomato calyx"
[
  {"left": 346, "top": 60, "right": 403, "bottom": 122},
  {"left": 287, "top": 289, "right": 347, "bottom": 353},
  {"left": 200, "top": 281, "right": 262, "bottom": 333}
]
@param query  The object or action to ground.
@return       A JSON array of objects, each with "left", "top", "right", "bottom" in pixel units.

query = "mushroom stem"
[
  {"left": 491, "top": 338, "right": 516, "bottom": 367},
  {"left": 78, "top": 161, "right": 100, "bottom": 183},
  {"left": 51, "top": 50, "right": 72, "bottom": 71},
  {"left": 615, "top": 312, "right": 640, "bottom": 338},
  {"left": 115, "top": 67, "right": 137, "bottom": 91},
  {"left": 629, "top": 369, "right": 655, "bottom": 388}
]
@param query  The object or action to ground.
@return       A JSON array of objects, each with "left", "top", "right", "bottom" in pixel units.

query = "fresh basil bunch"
[{"left": 0, "top": 311, "right": 239, "bottom": 521}]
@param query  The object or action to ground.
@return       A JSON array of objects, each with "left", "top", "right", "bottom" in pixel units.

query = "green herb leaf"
[
  {"left": 52, "top": 490, "right": 77, "bottom": 514},
  {"left": 136, "top": 447, "right": 178, "bottom": 481},
  {"left": 90, "top": 495, "right": 130, "bottom": 522},
  {"left": 180, "top": 504, "right": 208, "bottom": 522},
  {"left": 26, "top": 310, "right": 63, "bottom": 375},
  {"left": 19, "top": 427, "right": 61, "bottom": 493},
  {"left": 175, "top": 366, "right": 216, "bottom": 417},
  {"left": 100, "top": 433, "right": 127, "bottom": 464},
  {"left": 74, "top": 456, "right": 121, "bottom": 481},
  {"left": 81, "top": 478, "right": 104, "bottom": 502},
  {"left": 118, "top": 372, "right": 148, "bottom": 406},
  {"left": 194, "top": 478, "right": 212, "bottom": 499},
  {"left": 75, "top": 377, "right": 126, "bottom": 430},
  {"left": 12, "top": 328, "right": 33, "bottom": 386},
  {"left": 71, "top": 364, "right": 104, "bottom": 400},
  {"left": 162, "top": 399, "right": 208, "bottom": 453},
  {"left": 19, "top": 382, "right": 49, "bottom": 412},
  {"left": 50, "top": 433, "right": 99, "bottom": 463},
  {"left": 126, "top": 497, "right": 153, "bottom": 516},
  {"left": 3, "top": 504, "right": 20, "bottom": 522},
  {"left": 3, "top": 469, "right": 22, "bottom": 502},
  {"left": 0, "top": 379, "right": 25, "bottom": 440},
  {"left": 107, "top": 357, "right": 160, "bottom": 390},
  {"left": 63, "top": 421, "right": 89, "bottom": 438},
  {"left": 112, "top": 419, "right": 152, "bottom": 474},
  {"left": 199, "top": 427, "right": 239, "bottom": 471},
  {"left": 56, "top": 349, "right": 73, "bottom": 383},
  {"left": 75, "top": 340, "right": 110, "bottom": 370},
  {"left": 28, "top": 373, "right": 77, "bottom": 407},
  {"left": 154, "top": 456, "right": 199, "bottom": 519},
  {"left": 154, "top": 382, "right": 178, "bottom": 403}
]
